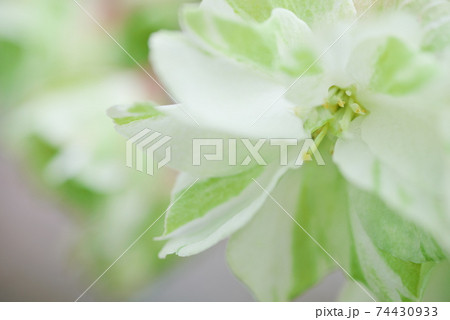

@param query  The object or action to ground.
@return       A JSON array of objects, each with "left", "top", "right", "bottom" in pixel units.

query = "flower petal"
[
  {"left": 225, "top": 0, "right": 356, "bottom": 26},
  {"left": 150, "top": 31, "right": 305, "bottom": 140},
  {"left": 182, "top": 5, "right": 320, "bottom": 78},
  {"left": 227, "top": 151, "right": 350, "bottom": 301},
  {"left": 334, "top": 117, "right": 450, "bottom": 254},
  {"left": 158, "top": 164, "right": 288, "bottom": 257},
  {"left": 347, "top": 185, "right": 435, "bottom": 302}
]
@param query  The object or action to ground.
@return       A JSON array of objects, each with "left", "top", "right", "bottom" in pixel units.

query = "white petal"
[
  {"left": 150, "top": 32, "right": 305, "bottom": 140},
  {"left": 334, "top": 117, "right": 450, "bottom": 254}
]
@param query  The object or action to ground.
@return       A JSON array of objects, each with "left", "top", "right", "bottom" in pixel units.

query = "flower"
[{"left": 109, "top": 0, "right": 450, "bottom": 301}]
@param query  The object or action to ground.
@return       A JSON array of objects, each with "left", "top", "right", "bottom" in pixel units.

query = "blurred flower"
[
  {"left": 0, "top": 0, "right": 114, "bottom": 109},
  {"left": 0, "top": 0, "right": 198, "bottom": 299},
  {"left": 4, "top": 71, "right": 178, "bottom": 297}
]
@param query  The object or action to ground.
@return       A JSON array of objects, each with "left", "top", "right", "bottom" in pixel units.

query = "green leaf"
[
  {"left": 225, "top": 0, "right": 356, "bottom": 26},
  {"left": 158, "top": 165, "right": 289, "bottom": 257},
  {"left": 227, "top": 145, "right": 351, "bottom": 301},
  {"left": 348, "top": 184, "right": 436, "bottom": 301}
]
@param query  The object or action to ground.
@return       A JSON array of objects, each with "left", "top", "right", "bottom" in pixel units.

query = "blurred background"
[{"left": 0, "top": 0, "right": 351, "bottom": 301}]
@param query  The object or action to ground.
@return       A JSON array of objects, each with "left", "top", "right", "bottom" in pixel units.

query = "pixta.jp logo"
[{"left": 126, "top": 129, "right": 172, "bottom": 176}]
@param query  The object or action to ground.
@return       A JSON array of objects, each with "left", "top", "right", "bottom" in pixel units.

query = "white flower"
[{"left": 110, "top": 0, "right": 450, "bottom": 301}]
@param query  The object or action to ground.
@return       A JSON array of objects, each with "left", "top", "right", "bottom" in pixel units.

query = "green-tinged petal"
[
  {"left": 359, "top": 93, "right": 444, "bottom": 201},
  {"left": 109, "top": 103, "right": 299, "bottom": 178},
  {"left": 150, "top": 31, "right": 305, "bottom": 139},
  {"left": 442, "top": 107, "right": 450, "bottom": 228},
  {"left": 200, "top": 0, "right": 241, "bottom": 18},
  {"left": 348, "top": 185, "right": 435, "bottom": 302},
  {"left": 422, "top": 261, "right": 450, "bottom": 301},
  {"left": 157, "top": 164, "right": 288, "bottom": 257},
  {"left": 417, "top": 0, "right": 450, "bottom": 51},
  {"left": 340, "top": 256, "right": 449, "bottom": 303},
  {"left": 227, "top": 174, "right": 302, "bottom": 302},
  {"left": 183, "top": 5, "right": 277, "bottom": 71},
  {"left": 8, "top": 73, "right": 151, "bottom": 194},
  {"left": 182, "top": 6, "right": 321, "bottom": 78},
  {"left": 355, "top": 0, "right": 450, "bottom": 51},
  {"left": 164, "top": 165, "right": 263, "bottom": 235},
  {"left": 348, "top": 186, "right": 444, "bottom": 263},
  {"left": 225, "top": 0, "right": 356, "bottom": 26},
  {"left": 110, "top": 102, "right": 241, "bottom": 178},
  {"left": 370, "top": 37, "right": 437, "bottom": 95},
  {"left": 333, "top": 117, "right": 450, "bottom": 255},
  {"left": 111, "top": 101, "right": 163, "bottom": 125},
  {"left": 290, "top": 14, "right": 429, "bottom": 109},
  {"left": 227, "top": 145, "right": 350, "bottom": 301}
]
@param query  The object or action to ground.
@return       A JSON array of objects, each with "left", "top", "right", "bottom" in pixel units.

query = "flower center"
[{"left": 297, "top": 85, "right": 368, "bottom": 150}]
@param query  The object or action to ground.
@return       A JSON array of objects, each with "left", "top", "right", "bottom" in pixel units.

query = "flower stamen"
[{"left": 300, "top": 85, "right": 368, "bottom": 152}]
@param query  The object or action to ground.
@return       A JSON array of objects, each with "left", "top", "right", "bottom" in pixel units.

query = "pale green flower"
[
  {"left": 110, "top": 0, "right": 450, "bottom": 301},
  {"left": 4, "top": 72, "right": 173, "bottom": 297},
  {"left": 0, "top": 0, "right": 114, "bottom": 109}
]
